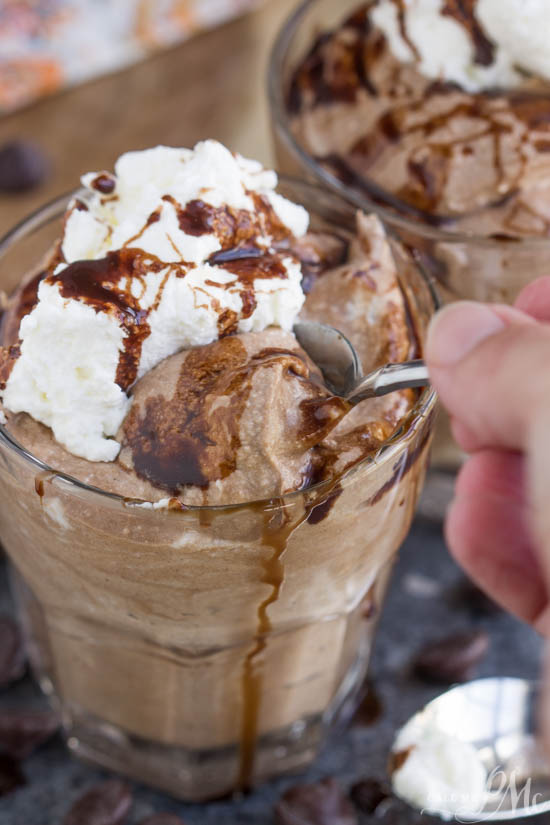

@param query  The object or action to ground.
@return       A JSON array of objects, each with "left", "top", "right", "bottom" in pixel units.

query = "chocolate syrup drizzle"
[
  {"left": 441, "top": 0, "right": 495, "bottom": 66},
  {"left": 49, "top": 250, "right": 156, "bottom": 391},
  {"left": 0, "top": 191, "right": 301, "bottom": 394}
]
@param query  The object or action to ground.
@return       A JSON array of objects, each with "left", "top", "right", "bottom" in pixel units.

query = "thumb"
[{"left": 426, "top": 301, "right": 549, "bottom": 453}]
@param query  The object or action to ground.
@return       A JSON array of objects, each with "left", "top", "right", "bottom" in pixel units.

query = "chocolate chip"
[
  {"left": 0, "top": 708, "right": 59, "bottom": 758},
  {"left": 413, "top": 630, "right": 490, "bottom": 683},
  {"left": 350, "top": 778, "right": 391, "bottom": 814},
  {"left": 0, "top": 754, "right": 25, "bottom": 796},
  {"left": 452, "top": 578, "right": 502, "bottom": 616},
  {"left": 352, "top": 681, "right": 383, "bottom": 727},
  {"left": 0, "top": 140, "right": 49, "bottom": 193},
  {"left": 0, "top": 617, "right": 26, "bottom": 688},
  {"left": 63, "top": 779, "right": 132, "bottom": 825},
  {"left": 137, "top": 816, "right": 186, "bottom": 825},
  {"left": 275, "top": 778, "right": 358, "bottom": 825}
]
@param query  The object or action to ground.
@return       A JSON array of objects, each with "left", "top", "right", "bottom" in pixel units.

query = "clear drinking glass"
[{"left": 0, "top": 180, "right": 437, "bottom": 801}]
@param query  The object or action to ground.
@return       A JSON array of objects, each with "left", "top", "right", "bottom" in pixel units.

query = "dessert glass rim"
[
  {"left": 268, "top": 0, "right": 550, "bottom": 248},
  {"left": 0, "top": 181, "right": 437, "bottom": 513}
]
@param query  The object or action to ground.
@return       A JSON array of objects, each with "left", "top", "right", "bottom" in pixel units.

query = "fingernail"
[{"left": 427, "top": 302, "right": 506, "bottom": 366}]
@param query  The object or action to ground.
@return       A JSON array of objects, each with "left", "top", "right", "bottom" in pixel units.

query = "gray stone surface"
[{"left": 0, "top": 518, "right": 542, "bottom": 824}]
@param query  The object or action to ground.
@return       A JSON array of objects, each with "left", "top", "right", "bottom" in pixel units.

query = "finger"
[
  {"left": 426, "top": 301, "right": 545, "bottom": 453},
  {"left": 446, "top": 450, "right": 547, "bottom": 624},
  {"left": 515, "top": 276, "right": 550, "bottom": 323},
  {"left": 450, "top": 415, "right": 481, "bottom": 453},
  {"left": 527, "top": 386, "right": 550, "bottom": 600}
]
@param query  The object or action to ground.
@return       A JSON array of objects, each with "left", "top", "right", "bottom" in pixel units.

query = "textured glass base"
[
  {"left": 12, "top": 566, "right": 380, "bottom": 802},
  {"left": 63, "top": 706, "right": 323, "bottom": 801},
  {"left": 59, "top": 630, "right": 370, "bottom": 801}
]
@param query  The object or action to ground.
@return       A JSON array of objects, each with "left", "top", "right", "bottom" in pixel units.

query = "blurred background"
[{"left": 0, "top": 0, "right": 296, "bottom": 230}]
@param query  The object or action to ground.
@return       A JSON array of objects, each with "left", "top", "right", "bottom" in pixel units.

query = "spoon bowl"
[
  {"left": 293, "top": 320, "right": 430, "bottom": 403},
  {"left": 391, "top": 678, "right": 550, "bottom": 821}
]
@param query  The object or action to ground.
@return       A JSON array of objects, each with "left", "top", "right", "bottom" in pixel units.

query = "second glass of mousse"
[
  {"left": 272, "top": 0, "right": 550, "bottom": 305},
  {"left": 271, "top": 0, "right": 550, "bottom": 470},
  {"left": 0, "top": 141, "right": 436, "bottom": 800}
]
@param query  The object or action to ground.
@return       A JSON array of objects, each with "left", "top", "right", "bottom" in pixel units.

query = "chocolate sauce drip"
[
  {"left": 299, "top": 395, "right": 351, "bottom": 449},
  {"left": 165, "top": 193, "right": 291, "bottom": 250},
  {"left": 306, "top": 485, "right": 343, "bottom": 524},
  {"left": 391, "top": 0, "right": 420, "bottom": 60},
  {"left": 239, "top": 459, "right": 359, "bottom": 787},
  {"left": 176, "top": 199, "right": 219, "bottom": 236},
  {"left": 237, "top": 384, "right": 414, "bottom": 787},
  {"left": 208, "top": 249, "right": 288, "bottom": 321},
  {"left": 287, "top": 7, "right": 378, "bottom": 113},
  {"left": 123, "top": 209, "right": 162, "bottom": 249},
  {"left": 34, "top": 471, "right": 53, "bottom": 502},
  {"left": 367, "top": 413, "right": 434, "bottom": 505},
  {"left": 49, "top": 250, "right": 155, "bottom": 390},
  {"left": 441, "top": 0, "right": 495, "bottom": 66},
  {"left": 239, "top": 503, "right": 291, "bottom": 789}
]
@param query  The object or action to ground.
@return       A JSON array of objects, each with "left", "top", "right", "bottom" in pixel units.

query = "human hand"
[{"left": 425, "top": 277, "right": 550, "bottom": 744}]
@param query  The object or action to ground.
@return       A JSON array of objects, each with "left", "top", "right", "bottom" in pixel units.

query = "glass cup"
[
  {"left": 269, "top": 0, "right": 550, "bottom": 470},
  {"left": 0, "top": 181, "right": 437, "bottom": 801}
]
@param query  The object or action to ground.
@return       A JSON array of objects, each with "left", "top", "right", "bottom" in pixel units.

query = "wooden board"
[{"left": 0, "top": 0, "right": 297, "bottom": 230}]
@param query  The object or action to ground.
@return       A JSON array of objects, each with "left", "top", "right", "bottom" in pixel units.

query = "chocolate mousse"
[
  {"left": 289, "top": 1, "right": 550, "bottom": 236},
  {"left": 0, "top": 141, "right": 435, "bottom": 800}
]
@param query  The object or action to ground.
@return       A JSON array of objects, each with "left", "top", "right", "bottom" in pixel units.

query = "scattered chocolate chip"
[
  {"left": 352, "top": 681, "right": 383, "bottom": 727},
  {"left": 137, "top": 816, "right": 186, "bottom": 825},
  {"left": 452, "top": 578, "right": 502, "bottom": 616},
  {"left": 413, "top": 629, "right": 490, "bottom": 683},
  {"left": 0, "top": 617, "right": 26, "bottom": 688},
  {"left": 0, "top": 754, "right": 25, "bottom": 796},
  {"left": 275, "top": 778, "right": 358, "bottom": 825},
  {"left": 0, "top": 708, "right": 59, "bottom": 758},
  {"left": 350, "top": 778, "right": 391, "bottom": 814},
  {"left": 0, "top": 140, "right": 49, "bottom": 193},
  {"left": 63, "top": 779, "right": 132, "bottom": 825}
]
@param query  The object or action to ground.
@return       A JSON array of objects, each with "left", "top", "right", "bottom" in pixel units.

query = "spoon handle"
[{"left": 347, "top": 360, "right": 430, "bottom": 405}]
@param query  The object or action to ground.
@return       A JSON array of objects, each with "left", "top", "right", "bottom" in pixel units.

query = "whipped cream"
[
  {"left": 391, "top": 715, "right": 488, "bottom": 819},
  {"left": 371, "top": 0, "right": 550, "bottom": 93},
  {"left": 2, "top": 141, "right": 309, "bottom": 462}
]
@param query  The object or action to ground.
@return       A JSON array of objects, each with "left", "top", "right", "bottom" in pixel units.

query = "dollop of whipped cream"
[
  {"left": 391, "top": 714, "right": 488, "bottom": 819},
  {"left": 2, "top": 141, "right": 309, "bottom": 462},
  {"left": 371, "top": 0, "right": 550, "bottom": 93}
]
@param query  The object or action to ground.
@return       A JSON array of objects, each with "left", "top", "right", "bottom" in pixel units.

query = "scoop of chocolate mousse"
[
  {"left": 117, "top": 329, "right": 347, "bottom": 506},
  {"left": 289, "top": 3, "right": 550, "bottom": 233}
]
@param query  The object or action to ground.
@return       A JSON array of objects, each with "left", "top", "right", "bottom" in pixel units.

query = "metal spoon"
[
  {"left": 390, "top": 678, "right": 550, "bottom": 821},
  {"left": 293, "top": 321, "right": 429, "bottom": 403}
]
